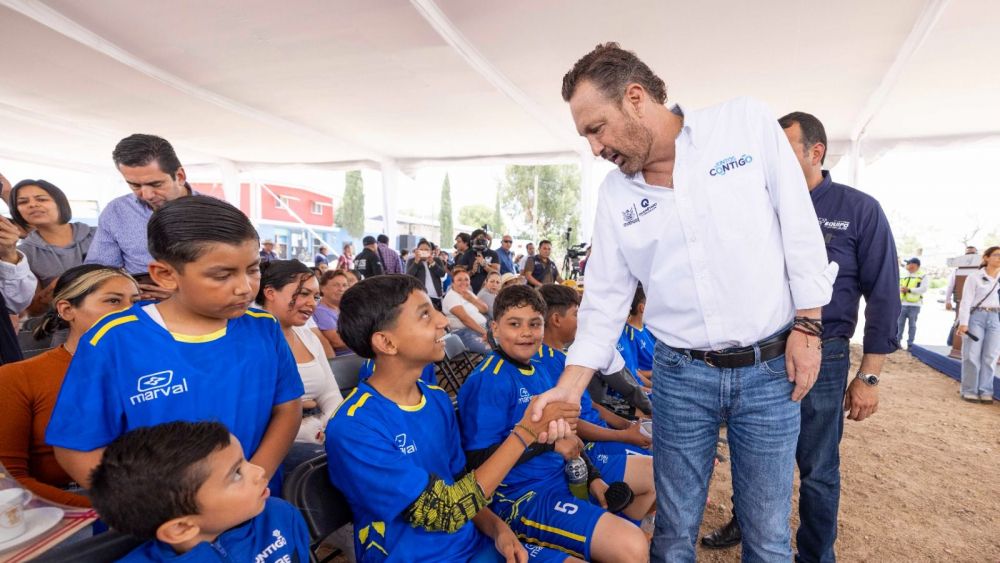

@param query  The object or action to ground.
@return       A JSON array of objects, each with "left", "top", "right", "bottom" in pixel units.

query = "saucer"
[{"left": 0, "top": 507, "right": 65, "bottom": 552}]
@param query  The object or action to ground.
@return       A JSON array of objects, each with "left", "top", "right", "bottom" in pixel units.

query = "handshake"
[{"left": 515, "top": 398, "right": 580, "bottom": 444}]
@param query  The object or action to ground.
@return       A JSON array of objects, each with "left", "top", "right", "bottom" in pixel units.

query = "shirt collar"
[{"left": 809, "top": 170, "right": 834, "bottom": 202}]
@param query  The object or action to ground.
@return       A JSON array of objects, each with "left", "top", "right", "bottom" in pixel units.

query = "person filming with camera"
[{"left": 458, "top": 228, "right": 500, "bottom": 294}]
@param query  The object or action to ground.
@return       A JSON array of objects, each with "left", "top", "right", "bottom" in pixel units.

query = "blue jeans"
[
  {"left": 455, "top": 327, "right": 491, "bottom": 355},
  {"left": 650, "top": 340, "right": 800, "bottom": 563},
  {"left": 960, "top": 309, "right": 1000, "bottom": 397},
  {"left": 795, "top": 337, "right": 850, "bottom": 563},
  {"left": 896, "top": 306, "right": 920, "bottom": 348}
]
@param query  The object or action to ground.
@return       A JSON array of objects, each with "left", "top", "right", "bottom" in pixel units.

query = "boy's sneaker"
[
  {"left": 980, "top": 394, "right": 994, "bottom": 404},
  {"left": 962, "top": 393, "right": 980, "bottom": 403}
]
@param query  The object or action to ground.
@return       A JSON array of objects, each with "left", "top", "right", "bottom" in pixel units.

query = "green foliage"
[
  {"left": 896, "top": 233, "right": 923, "bottom": 260},
  {"left": 458, "top": 204, "right": 493, "bottom": 231},
  {"left": 498, "top": 165, "right": 580, "bottom": 252},
  {"left": 337, "top": 170, "right": 365, "bottom": 238},
  {"left": 492, "top": 191, "right": 506, "bottom": 236},
  {"left": 439, "top": 173, "right": 454, "bottom": 247}
]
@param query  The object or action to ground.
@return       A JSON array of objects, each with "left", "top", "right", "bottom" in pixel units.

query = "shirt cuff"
[
  {"left": 0, "top": 250, "right": 30, "bottom": 278},
  {"left": 789, "top": 261, "right": 839, "bottom": 310},
  {"left": 565, "top": 339, "right": 626, "bottom": 374}
]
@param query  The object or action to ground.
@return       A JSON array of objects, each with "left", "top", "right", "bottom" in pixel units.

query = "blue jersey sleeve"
[
  {"left": 270, "top": 320, "right": 305, "bottom": 406},
  {"left": 326, "top": 417, "right": 431, "bottom": 520},
  {"left": 45, "top": 332, "right": 124, "bottom": 451},
  {"left": 457, "top": 370, "right": 515, "bottom": 451},
  {"left": 636, "top": 329, "right": 654, "bottom": 372}
]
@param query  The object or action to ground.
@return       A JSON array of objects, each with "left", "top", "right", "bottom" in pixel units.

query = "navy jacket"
[{"left": 811, "top": 171, "right": 900, "bottom": 354}]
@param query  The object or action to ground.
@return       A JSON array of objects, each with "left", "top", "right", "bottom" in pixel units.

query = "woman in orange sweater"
[{"left": 0, "top": 264, "right": 138, "bottom": 507}]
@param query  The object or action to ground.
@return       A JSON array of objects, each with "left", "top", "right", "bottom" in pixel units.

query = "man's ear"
[
  {"left": 149, "top": 260, "right": 179, "bottom": 291},
  {"left": 174, "top": 166, "right": 187, "bottom": 185},
  {"left": 624, "top": 83, "right": 646, "bottom": 117},
  {"left": 371, "top": 332, "right": 397, "bottom": 356},
  {"left": 548, "top": 313, "right": 562, "bottom": 329},
  {"left": 156, "top": 515, "right": 200, "bottom": 546}
]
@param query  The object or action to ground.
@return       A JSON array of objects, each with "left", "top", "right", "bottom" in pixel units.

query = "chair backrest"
[
  {"left": 329, "top": 353, "right": 364, "bottom": 393},
  {"left": 282, "top": 454, "right": 353, "bottom": 546},
  {"left": 35, "top": 530, "right": 145, "bottom": 563},
  {"left": 442, "top": 333, "right": 467, "bottom": 359}
]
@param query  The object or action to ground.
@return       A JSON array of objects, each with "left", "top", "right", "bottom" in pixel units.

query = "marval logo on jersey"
[
  {"left": 395, "top": 433, "right": 417, "bottom": 455},
  {"left": 130, "top": 370, "right": 189, "bottom": 406},
  {"left": 518, "top": 387, "right": 532, "bottom": 405}
]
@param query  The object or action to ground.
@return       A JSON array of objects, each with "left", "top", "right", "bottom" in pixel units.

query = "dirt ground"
[{"left": 697, "top": 344, "right": 1000, "bottom": 563}]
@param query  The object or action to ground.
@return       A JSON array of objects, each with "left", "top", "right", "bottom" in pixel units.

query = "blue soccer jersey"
[
  {"left": 46, "top": 305, "right": 304, "bottom": 457},
  {"left": 629, "top": 324, "right": 655, "bottom": 372},
  {"left": 533, "top": 345, "right": 603, "bottom": 427},
  {"left": 616, "top": 328, "right": 644, "bottom": 387},
  {"left": 460, "top": 352, "right": 608, "bottom": 560},
  {"left": 458, "top": 352, "right": 567, "bottom": 495},
  {"left": 359, "top": 359, "right": 437, "bottom": 386},
  {"left": 119, "top": 498, "right": 309, "bottom": 563},
  {"left": 326, "top": 380, "right": 493, "bottom": 562}
]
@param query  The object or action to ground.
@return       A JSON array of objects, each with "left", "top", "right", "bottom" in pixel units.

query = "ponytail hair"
[
  {"left": 981, "top": 246, "right": 1000, "bottom": 269},
  {"left": 255, "top": 259, "right": 314, "bottom": 307},
  {"left": 34, "top": 265, "right": 137, "bottom": 340}
]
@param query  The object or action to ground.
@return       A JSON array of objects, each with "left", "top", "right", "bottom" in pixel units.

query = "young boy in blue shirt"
[
  {"left": 326, "top": 274, "right": 580, "bottom": 562},
  {"left": 459, "top": 285, "right": 649, "bottom": 562},
  {"left": 47, "top": 196, "right": 304, "bottom": 491},
  {"left": 90, "top": 421, "right": 310, "bottom": 562},
  {"left": 535, "top": 285, "right": 655, "bottom": 521}
]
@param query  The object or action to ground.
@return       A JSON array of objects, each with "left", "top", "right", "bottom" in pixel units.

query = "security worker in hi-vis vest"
[{"left": 897, "top": 257, "right": 929, "bottom": 349}]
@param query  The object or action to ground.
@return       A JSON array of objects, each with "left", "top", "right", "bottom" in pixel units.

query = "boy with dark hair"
[
  {"left": 459, "top": 285, "right": 649, "bottom": 562},
  {"left": 327, "top": 274, "right": 579, "bottom": 562},
  {"left": 90, "top": 421, "right": 309, "bottom": 562},
  {"left": 617, "top": 287, "right": 653, "bottom": 389},
  {"left": 48, "top": 196, "right": 303, "bottom": 493}
]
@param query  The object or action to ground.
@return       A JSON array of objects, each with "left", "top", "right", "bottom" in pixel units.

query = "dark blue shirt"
[
  {"left": 810, "top": 171, "right": 900, "bottom": 354},
  {"left": 496, "top": 246, "right": 516, "bottom": 275}
]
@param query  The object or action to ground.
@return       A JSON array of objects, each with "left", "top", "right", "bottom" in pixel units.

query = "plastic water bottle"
[{"left": 565, "top": 457, "right": 589, "bottom": 500}]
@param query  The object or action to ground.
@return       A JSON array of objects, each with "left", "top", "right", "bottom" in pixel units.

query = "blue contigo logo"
[{"left": 709, "top": 154, "right": 753, "bottom": 176}]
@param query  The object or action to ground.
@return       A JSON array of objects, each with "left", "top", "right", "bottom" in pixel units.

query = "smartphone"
[{"left": 419, "top": 250, "right": 430, "bottom": 259}]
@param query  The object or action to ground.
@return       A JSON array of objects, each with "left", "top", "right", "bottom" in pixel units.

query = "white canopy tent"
[{"left": 1, "top": 0, "right": 998, "bottom": 240}]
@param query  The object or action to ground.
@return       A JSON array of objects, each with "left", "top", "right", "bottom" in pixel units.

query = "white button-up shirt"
[{"left": 567, "top": 97, "right": 838, "bottom": 373}]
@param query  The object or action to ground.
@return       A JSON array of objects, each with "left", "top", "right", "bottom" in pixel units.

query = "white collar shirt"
[{"left": 567, "top": 97, "right": 838, "bottom": 373}]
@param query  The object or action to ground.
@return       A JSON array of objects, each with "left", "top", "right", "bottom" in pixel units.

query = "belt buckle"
[{"left": 703, "top": 352, "right": 718, "bottom": 368}]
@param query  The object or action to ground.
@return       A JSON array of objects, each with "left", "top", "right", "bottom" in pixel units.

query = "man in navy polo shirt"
[{"left": 702, "top": 112, "right": 901, "bottom": 562}]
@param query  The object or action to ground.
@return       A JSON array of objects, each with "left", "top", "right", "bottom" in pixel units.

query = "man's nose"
[{"left": 587, "top": 137, "right": 604, "bottom": 157}]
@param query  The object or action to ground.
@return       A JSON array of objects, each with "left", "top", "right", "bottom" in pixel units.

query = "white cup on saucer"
[{"left": 0, "top": 488, "right": 33, "bottom": 543}]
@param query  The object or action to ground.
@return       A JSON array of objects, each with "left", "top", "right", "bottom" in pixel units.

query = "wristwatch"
[{"left": 855, "top": 370, "right": 879, "bottom": 386}]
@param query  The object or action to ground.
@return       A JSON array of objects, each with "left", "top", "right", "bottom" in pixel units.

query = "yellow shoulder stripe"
[
  {"left": 330, "top": 388, "right": 358, "bottom": 419},
  {"left": 492, "top": 359, "right": 505, "bottom": 375},
  {"left": 89, "top": 315, "right": 139, "bottom": 346},
  {"left": 245, "top": 310, "right": 276, "bottom": 321},
  {"left": 479, "top": 355, "right": 495, "bottom": 372},
  {"left": 347, "top": 392, "right": 373, "bottom": 417}
]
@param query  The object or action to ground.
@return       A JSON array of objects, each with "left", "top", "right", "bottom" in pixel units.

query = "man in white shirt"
[{"left": 531, "top": 43, "right": 836, "bottom": 563}]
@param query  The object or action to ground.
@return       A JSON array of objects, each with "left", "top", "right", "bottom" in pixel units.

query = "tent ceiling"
[{"left": 0, "top": 0, "right": 995, "bottom": 173}]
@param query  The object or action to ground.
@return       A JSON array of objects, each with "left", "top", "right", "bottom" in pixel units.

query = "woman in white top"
[
  {"left": 956, "top": 246, "right": 1000, "bottom": 403},
  {"left": 256, "top": 260, "right": 343, "bottom": 449},
  {"left": 441, "top": 267, "right": 491, "bottom": 355}
]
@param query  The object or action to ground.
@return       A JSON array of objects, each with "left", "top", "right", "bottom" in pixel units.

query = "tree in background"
[
  {"left": 491, "top": 191, "right": 506, "bottom": 236},
  {"left": 337, "top": 170, "right": 365, "bottom": 238},
  {"left": 439, "top": 173, "right": 454, "bottom": 247},
  {"left": 458, "top": 204, "right": 493, "bottom": 231},
  {"left": 498, "top": 164, "right": 580, "bottom": 252}
]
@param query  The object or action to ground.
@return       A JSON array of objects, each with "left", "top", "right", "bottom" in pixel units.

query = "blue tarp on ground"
[{"left": 910, "top": 344, "right": 1000, "bottom": 400}]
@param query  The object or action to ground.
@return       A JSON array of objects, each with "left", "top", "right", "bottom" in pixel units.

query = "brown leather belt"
[{"left": 668, "top": 329, "right": 790, "bottom": 369}]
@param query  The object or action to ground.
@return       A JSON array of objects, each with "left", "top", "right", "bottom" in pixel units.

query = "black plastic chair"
[
  {"left": 329, "top": 353, "right": 364, "bottom": 395},
  {"left": 35, "top": 530, "right": 144, "bottom": 563},
  {"left": 282, "top": 454, "right": 353, "bottom": 563}
]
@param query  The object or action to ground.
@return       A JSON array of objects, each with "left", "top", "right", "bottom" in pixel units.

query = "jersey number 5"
[{"left": 554, "top": 501, "right": 578, "bottom": 515}]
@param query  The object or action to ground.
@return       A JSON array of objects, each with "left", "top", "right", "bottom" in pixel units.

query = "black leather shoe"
[{"left": 700, "top": 517, "right": 742, "bottom": 549}]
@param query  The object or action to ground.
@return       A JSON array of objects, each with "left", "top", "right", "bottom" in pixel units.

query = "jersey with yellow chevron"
[
  {"left": 325, "top": 379, "right": 494, "bottom": 561},
  {"left": 46, "top": 303, "right": 303, "bottom": 460}
]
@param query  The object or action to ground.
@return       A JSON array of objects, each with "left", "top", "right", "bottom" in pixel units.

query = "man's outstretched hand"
[{"left": 528, "top": 386, "right": 582, "bottom": 443}]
